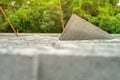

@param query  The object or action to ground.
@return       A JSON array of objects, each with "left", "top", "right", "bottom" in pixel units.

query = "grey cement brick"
[
  {"left": 38, "top": 54, "right": 120, "bottom": 80},
  {"left": 0, "top": 47, "right": 120, "bottom": 80},
  {"left": 0, "top": 48, "right": 39, "bottom": 80},
  {"left": 59, "top": 14, "right": 112, "bottom": 40},
  {"left": 0, "top": 34, "right": 120, "bottom": 80}
]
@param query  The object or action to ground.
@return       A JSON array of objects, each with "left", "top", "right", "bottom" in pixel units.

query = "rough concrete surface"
[
  {"left": 0, "top": 33, "right": 120, "bottom": 80},
  {"left": 60, "top": 14, "right": 112, "bottom": 40},
  {"left": 0, "top": 53, "right": 39, "bottom": 80},
  {"left": 38, "top": 55, "right": 120, "bottom": 80}
]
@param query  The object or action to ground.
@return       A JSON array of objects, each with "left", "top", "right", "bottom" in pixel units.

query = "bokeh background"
[{"left": 0, "top": 0, "right": 120, "bottom": 33}]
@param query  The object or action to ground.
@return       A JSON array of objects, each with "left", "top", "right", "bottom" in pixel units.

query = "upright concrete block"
[
  {"left": 59, "top": 14, "right": 112, "bottom": 40},
  {"left": 0, "top": 48, "right": 39, "bottom": 80}
]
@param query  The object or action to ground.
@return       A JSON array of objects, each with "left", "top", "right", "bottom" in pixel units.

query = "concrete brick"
[
  {"left": 0, "top": 34, "right": 120, "bottom": 80},
  {"left": 38, "top": 54, "right": 120, "bottom": 80},
  {"left": 0, "top": 47, "right": 120, "bottom": 80},
  {"left": 59, "top": 14, "right": 112, "bottom": 40},
  {"left": 0, "top": 48, "right": 39, "bottom": 80}
]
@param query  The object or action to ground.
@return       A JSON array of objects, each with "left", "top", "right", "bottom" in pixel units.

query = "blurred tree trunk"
[{"left": 58, "top": 0, "right": 64, "bottom": 31}]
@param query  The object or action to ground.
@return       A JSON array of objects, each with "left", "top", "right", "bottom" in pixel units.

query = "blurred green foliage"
[{"left": 0, "top": 0, "right": 120, "bottom": 33}]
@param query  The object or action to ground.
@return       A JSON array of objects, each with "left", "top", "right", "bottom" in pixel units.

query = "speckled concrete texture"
[
  {"left": 0, "top": 33, "right": 120, "bottom": 80},
  {"left": 59, "top": 14, "right": 112, "bottom": 40}
]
